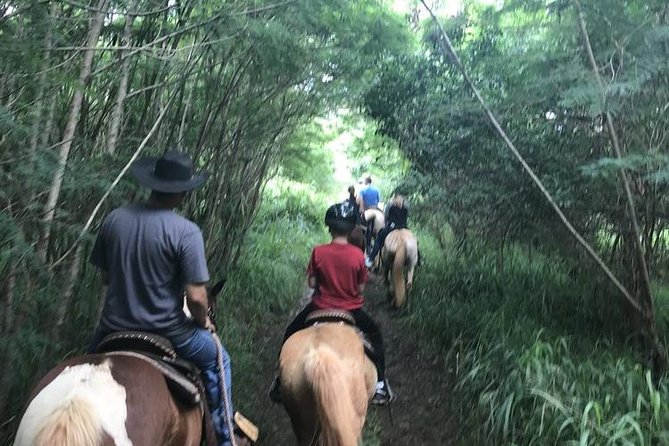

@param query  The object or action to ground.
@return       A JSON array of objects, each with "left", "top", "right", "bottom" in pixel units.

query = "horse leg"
[
  {"left": 407, "top": 263, "right": 415, "bottom": 290},
  {"left": 284, "top": 398, "right": 318, "bottom": 446}
]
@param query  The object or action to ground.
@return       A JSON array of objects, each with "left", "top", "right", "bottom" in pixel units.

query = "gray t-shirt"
[{"left": 90, "top": 203, "right": 209, "bottom": 340}]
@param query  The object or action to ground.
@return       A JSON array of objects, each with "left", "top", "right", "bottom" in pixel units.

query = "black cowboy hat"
[{"left": 131, "top": 151, "right": 208, "bottom": 193}]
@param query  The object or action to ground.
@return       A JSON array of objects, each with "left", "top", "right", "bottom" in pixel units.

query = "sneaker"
[
  {"left": 365, "top": 256, "right": 374, "bottom": 268},
  {"left": 371, "top": 380, "right": 394, "bottom": 406},
  {"left": 268, "top": 375, "right": 282, "bottom": 404}
]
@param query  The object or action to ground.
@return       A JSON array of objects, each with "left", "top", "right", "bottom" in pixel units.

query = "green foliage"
[
  {"left": 279, "top": 120, "right": 336, "bottom": 189},
  {"left": 364, "top": 0, "right": 669, "bottom": 270},
  {"left": 408, "top": 232, "right": 669, "bottom": 445}
]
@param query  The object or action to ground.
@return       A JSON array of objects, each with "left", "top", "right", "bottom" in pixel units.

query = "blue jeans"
[
  {"left": 88, "top": 326, "right": 234, "bottom": 446},
  {"left": 368, "top": 226, "right": 393, "bottom": 261}
]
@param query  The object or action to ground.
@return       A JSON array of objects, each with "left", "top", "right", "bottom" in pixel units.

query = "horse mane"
[
  {"left": 304, "top": 346, "right": 358, "bottom": 446},
  {"left": 33, "top": 397, "right": 100, "bottom": 446}
]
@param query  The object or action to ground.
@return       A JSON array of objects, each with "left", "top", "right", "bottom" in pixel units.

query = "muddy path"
[{"left": 244, "top": 272, "right": 454, "bottom": 445}]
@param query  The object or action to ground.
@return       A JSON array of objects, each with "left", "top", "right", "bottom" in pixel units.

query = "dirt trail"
[{"left": 247, "top": 273, "right": 454, "bottom": 445}]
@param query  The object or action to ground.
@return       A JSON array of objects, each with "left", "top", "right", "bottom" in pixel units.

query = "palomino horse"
[
  {"left": 13, "top": 281, "right": 231, "bottom": 446},
  {"left": 363, "top": 208, "right": 385, "bottom": 243},
  {"left": 279, "top": 322, "right": 377, "bottom": 446},
  {"left": 381, "top": 229, "right": 419, "bottom": 308}
]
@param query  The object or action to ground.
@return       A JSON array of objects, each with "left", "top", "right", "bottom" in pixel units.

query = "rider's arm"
[
  {"left": 181, "top": 228, "right": 212, "bottom": 330},
  {"left": 185, "top": 283, "right": 212, "bottom": 329}
]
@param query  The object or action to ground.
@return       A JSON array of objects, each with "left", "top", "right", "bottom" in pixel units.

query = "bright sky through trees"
[{"left": 391, "top": 0, "right": 501, "bottom": 16}]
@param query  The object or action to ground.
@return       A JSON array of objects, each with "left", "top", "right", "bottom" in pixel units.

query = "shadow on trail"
[{"left": 247, "top": 272, "right": 454, "bottom": 445}]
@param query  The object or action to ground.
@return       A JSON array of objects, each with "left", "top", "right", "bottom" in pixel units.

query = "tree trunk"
[
  {"left": 106, "top": 9, "right": 136, "bottom": 155},
  {"left": 37, "top": 0, "right": 108, "bottom": 261},
  {"left": 53, "top": 244, "right": 84, "bottom": 340},
  {"left": 28, "top": 3, "right": 57, "bottom": 161}
]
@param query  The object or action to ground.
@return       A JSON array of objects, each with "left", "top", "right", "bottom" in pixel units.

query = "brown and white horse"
[
  {"left": 13, "top": 281, "right": 227, "bottom": 446},
  {"left": 279, "top": 323, "right": 377, "bottom": 446},
  {"left": 382, "top": 229, "right": 418, "bottom": 308},
  {"left": 14, "top": 354, "right": 202, "bottom": 446}
]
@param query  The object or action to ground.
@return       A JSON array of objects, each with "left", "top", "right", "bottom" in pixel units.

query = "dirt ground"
[{"left": 246, "top": 273, "right": 455, "bottom": 445}]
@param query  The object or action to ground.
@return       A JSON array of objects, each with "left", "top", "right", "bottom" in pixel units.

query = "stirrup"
[{"left": 371, "top": 381, "right": 394, "bottom": 406}]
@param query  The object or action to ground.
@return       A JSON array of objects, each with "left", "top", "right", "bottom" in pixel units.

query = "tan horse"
[
  {"left": 363, "top": 208, "right": 385, "bottom": 240},
  {"left": 382, "top": 229, "right": 419, "bottom": 308},
  {"left": 279, "top": 323, "right": 377, "bottom": 446}
]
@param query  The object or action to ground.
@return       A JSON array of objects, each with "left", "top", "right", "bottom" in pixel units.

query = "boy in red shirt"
[{"left": 269, "top": 201, "right": 393, "bottom": 405}]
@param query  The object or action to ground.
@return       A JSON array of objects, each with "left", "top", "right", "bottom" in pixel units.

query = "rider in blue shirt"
[{"left": 359, "top": 176, "right": 380, "bottom": 211}]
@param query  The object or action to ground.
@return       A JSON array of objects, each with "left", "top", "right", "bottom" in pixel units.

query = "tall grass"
[{"left": 408, "top": 230, "right": 669, "bottom": 445}]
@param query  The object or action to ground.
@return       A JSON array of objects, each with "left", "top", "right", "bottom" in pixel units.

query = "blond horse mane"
[{"left": 33, "top": 398, "right": 100, "bottom": 446}]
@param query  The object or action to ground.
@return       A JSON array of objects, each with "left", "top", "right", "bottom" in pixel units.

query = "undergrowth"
[{"left": 409, "top": 230, "right": 669, "bottom": 445}]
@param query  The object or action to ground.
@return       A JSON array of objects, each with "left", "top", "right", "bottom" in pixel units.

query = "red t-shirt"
[{"left": 307, "top": 242, "right": 368, "bottom": 311}]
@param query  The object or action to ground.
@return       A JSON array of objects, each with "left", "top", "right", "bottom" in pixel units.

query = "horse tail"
[
  {"left": 393, "top": 239, "right": 407, "bottom": 307},
  {"left": 304, "top": 347, "right": 357, "bottom": 446},
  {"left": 33, "top": 397, "right": 100, "bottom": 446},
  {"left": 405, "top": 234, "right": 419, "bottom": 290}
]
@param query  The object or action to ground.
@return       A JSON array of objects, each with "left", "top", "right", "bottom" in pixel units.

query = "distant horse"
[
  {"left": 13, "top": 281, "right": 230, "bottom": 446},
  {"left": 279, "top": 322, "right": 377, "bottom": 446},
  {"left": 364, "top": 208, "right": 385, "bottom": 243},
  {"left": 381, "top": 229, "right": 418, "bottom": 308}
]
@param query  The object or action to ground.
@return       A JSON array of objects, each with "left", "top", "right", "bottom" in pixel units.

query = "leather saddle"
[
  {"left": 304, "top": 310, "right": 375, "bottom": 356},
  {"left": 96, "top": 331, "right": 203, "bottom": 405}
]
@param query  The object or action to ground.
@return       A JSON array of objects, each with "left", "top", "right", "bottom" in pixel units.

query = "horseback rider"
[
  {"left": 365, "top": 193, "right": 410, "bottom": 268},
  {"left": 87, "top": 151, "right": 249, "bottom": 446},
  {"left": 269, "top": 200, "right": 394, "bottom": 405},
  {"left": 359, "top": 176, "right": 381, "bottom": 212},
  {"left": 359, "top": 176, "right": 382, "bottom": 249},
  {"left": 346, "top": 184, "right": 365, "bottom": 225}
]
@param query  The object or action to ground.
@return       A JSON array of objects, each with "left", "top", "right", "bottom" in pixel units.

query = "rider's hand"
[{"left": 204, "top": 317, "right": 217, "bottom": 333}]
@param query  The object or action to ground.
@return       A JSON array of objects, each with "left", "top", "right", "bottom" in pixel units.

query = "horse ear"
[{"left": 209, "top": 279, "right": 226, "bottom": 298}]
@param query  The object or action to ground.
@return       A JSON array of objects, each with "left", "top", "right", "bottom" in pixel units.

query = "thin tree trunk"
[
  {"left": 39, "top": 93, "right": 57, "bottom": 149},
  {"left": 37, "top": 0, "right": 109, "bottom": 261},
  {"left": 53, "top": 244, "right": 84, "bottom": 339},
  {"left": 28, "top": 3, "right": 57, "bottom": 161},
  {"left": 106, "top": 8, "right": 136, "bottom": 155},
  {"left": 1, "top": 255, "right": 16, "bottom": 336}
]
